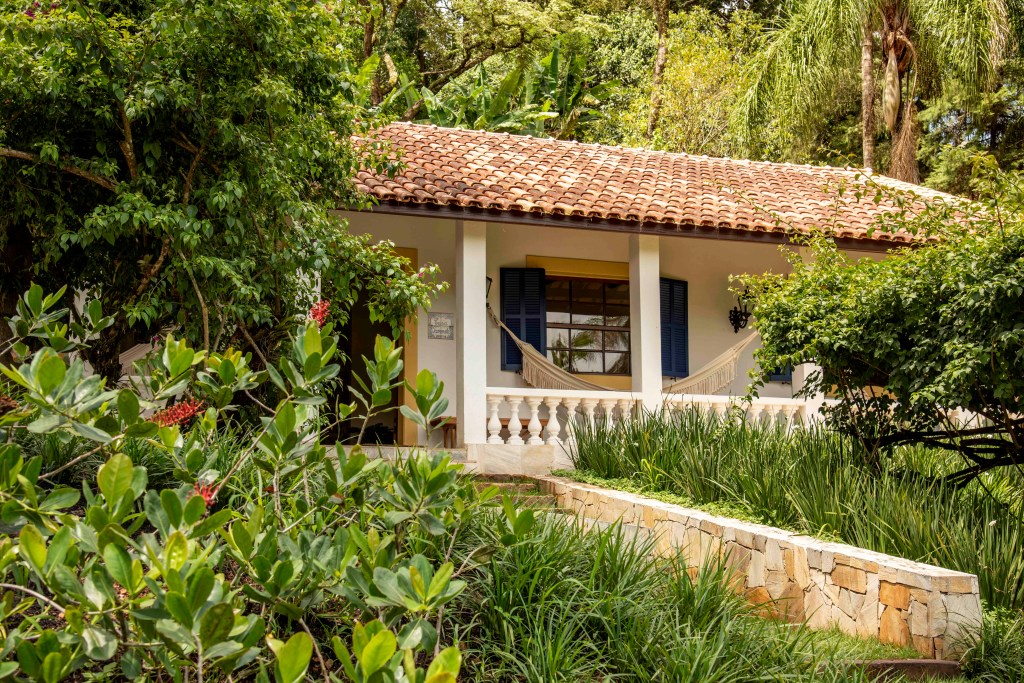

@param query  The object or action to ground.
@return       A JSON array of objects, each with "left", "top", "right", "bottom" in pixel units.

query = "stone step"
[
  {"left": 516, "top": 495, "right": 559, "bottom": 509},
  {"left": 852, "top": 659, "right": 960, "bottom": 681},
  {"left": 474, "top": 482, "right": 538, "bottom": 495}
]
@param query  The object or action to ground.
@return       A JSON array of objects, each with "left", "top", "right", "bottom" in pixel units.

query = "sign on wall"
[{"left": 427, "top": 312, "right": 455, "bottom": 340}]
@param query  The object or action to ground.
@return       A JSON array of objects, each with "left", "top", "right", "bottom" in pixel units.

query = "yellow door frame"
[{"left": 393, "top": 247, "right": 419, "bottom": 447}]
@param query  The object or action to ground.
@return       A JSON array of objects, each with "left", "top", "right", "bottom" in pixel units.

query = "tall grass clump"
[
  {"left": 451, "top": 513, "right": 875, "bottom": 682},
  {"left": 570, "top": 408, "right": 1024, "bottom": 612}
]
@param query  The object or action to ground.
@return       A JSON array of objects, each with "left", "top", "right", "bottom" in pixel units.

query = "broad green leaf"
[
  {"left": 37, "top": 354, "right": 66, "bottom": 395},
  {"left": 269, "top": 632, "right": 313, "bottom": 683},
  {"left": 19, "top": 524, "right": 47, "bottom": 574},
  {"left": 103, "top": 544, "right": 133, "bottom": 591},
  {"left": 183, "top": 494, "right": 207, "bottom": 526},
  {"left": 40, "top": 652, "right": 63, "bottom": 683},
  {"left": 164, "top": 532, "right": 189, "bottom": 572},
  {"left": 117, "top": 390, "right": 140, "bottom": 425},
  {"left": 97, "top": 454, "right": 134, "bottom": 504},
  {"left": 199, "top": 603, "right": 235, "bottom": 647},
  {"left": 82, "top": 626, "right": 117, "bottom": 661},
  {"left": 357, "top": 629, "right": 396, "bottom": 675}
]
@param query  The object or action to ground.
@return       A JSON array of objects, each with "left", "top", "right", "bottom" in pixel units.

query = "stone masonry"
[{"left": 536, "top": 476, "right": 982, "bottom": 660}]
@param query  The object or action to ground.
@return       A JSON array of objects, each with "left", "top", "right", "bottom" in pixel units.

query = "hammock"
[
  {"left": 488, "top": 304, "right": 759, "bottom": 394},
  {"left": 488, "top": 305, "right": 608, "bottom": 391},
  {"left": 662, "top": 332, "right": 759, "bottom": 395}
]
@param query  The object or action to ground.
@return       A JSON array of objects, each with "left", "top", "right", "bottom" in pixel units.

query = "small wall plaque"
[{"left": 427, "top": 312, "right": 455, "bottom": 340}]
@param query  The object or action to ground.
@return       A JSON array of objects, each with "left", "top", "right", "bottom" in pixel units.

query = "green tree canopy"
[
  {"left": 740, "top": 0, "right": 1013, "bottom": 182},
  {"left": 745, "top": 162, "right": 1024, "bottom": 483},
  {"left": 0, "top": 0, "right": 442, "bottom": 378}
]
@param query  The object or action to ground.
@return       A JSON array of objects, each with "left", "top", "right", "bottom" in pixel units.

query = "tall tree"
[
  {"left": 740, "top": 0, "right": 1011, "bottom": 182},
  {"left": 646, "top": 0, "right": 670, "bottom": 138},
  {"left": 0, "top": 0, "right": 441, "bottom": 377}
]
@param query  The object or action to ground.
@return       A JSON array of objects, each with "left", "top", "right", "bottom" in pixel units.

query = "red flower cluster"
[
  {"left": 191, "top": 482, "right": 217, "bottom": 506},
  {"left": 149, "top": 398, "right": 205, "bottom": 428},
  {"left": 309, "top": 299, "right": 330, "bottom": 328}
]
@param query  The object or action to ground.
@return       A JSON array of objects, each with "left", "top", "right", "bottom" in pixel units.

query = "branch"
[
  {"left": 177, "top": 249, "right": 210, "bottom": 352},
  {"left": 118, "top": 105, "right": 138, "bottom": 180},
  {"left": 133, "top": 237, "right": 171, "bottom": 300},
  {"left": 235, "top": 316, "right": 271, "bottom": 370},
  {"left": 0, "top": 147, "right": 118, "bottom": 192}
]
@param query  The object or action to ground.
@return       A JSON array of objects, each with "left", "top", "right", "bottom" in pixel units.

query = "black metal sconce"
[{"left": 729, "top": 288, "right": 752, "bottom": 333}]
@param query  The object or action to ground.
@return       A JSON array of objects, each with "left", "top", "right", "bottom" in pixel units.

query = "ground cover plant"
[
  {"left": 569, "top": 407, "right": 1024, "bottom": 679},
  {"left": 0, "top": 286, "right": 916, "bottom": 682}
]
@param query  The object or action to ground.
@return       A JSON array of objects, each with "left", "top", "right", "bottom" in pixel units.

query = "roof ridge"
[{"left": 382, "top": 122, "right": 911, "bottom": 185}]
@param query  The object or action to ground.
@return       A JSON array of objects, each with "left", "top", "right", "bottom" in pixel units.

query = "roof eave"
[{"left": 355, "top": 200, "right": 912, "bottom": 253}]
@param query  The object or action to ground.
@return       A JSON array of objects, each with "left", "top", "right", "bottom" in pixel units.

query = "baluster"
[
  {"left": 599, "top": 398, "right": 618, "bottom": 431},
  {"left": 781, "top": 405, "right": 799, "bottom": 433},
  {"left": 525, "top": 397, "right": 544, "bottom": 444},
  {"left": 581, "top": 398, "right": 600, "bottom": 434},
  {"left": 617, "top": 398, "right": 632, "bottom": 425},
  {"left": 487, "top": 396, "right": 504, "bottom": 444},
  {"left": 506, "top": 395, "right": 524, "bottom": 445},
  {"left": 562, "top": 398, "right": 581, "bottom": 446},
  {"left": 544, "top": 397, "right": 564, "bottom": 445}
]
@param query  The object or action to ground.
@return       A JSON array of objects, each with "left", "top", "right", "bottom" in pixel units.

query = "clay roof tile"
[{"left": 353, "top": 124, "right": 958, "bottom": 242}]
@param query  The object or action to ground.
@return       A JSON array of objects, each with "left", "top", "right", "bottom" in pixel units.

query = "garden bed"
[{"left": 536, "top": 475, "right": 981, "bottom": 660}]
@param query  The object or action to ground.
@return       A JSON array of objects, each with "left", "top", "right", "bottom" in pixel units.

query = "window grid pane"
[{"left": 545, "top": 276, "right": 631, "bottom": 375}]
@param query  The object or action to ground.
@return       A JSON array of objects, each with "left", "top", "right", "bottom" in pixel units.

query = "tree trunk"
[
  {"left": 860, "top": 24, "right": 876, "bottom": 171},
  {"left": 889, "top": 98, "right": 920, "bottom": 183},
  {"left": 646, "top": 0, "right": 669, "bottom": 140}
]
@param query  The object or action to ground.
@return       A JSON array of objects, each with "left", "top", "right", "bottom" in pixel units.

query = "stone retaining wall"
[{"left": 536, "top": 476, "right": 982, "bottom": 660}]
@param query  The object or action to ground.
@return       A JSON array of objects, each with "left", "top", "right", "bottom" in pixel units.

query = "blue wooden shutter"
[
  {"left": 769, "top": 365, "right": 793, "bottom": 382},
  {"left": 500, "top": 268, "right": 546, "bottom": 371},
  {"left": 660, "top": 278, "right": 689, "bottom": 377}
]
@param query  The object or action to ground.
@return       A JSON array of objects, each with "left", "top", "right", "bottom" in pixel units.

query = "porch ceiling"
[{"left": 353, "top": 123, "right": 959, "bottom": 249}]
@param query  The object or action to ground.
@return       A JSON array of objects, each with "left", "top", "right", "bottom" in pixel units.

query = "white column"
[
  {"left": 794, "top": 362, "right": 826, "bottom": 422},
  {"left": 629, "top": 234, "right": 663, "bottom": 411},
  {"left": 456, "top": 221, "right": 488, "bottom": 445}
]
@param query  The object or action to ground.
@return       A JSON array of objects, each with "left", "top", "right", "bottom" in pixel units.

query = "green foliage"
[
  {"left": 595, "top": 9, "right": 764, "bottom": 157},
  {"left": 0, "top": 0, "right": 444, "bottom": 375},
  {"left": 412, "top": 40, "right": 615, "bottom": 140},
  {"left": 453, "top": 513, "right": 877, "bottom": 682},
  {"left": 0, "top": 287, "right": 483, "bottom": 680},
  {"left": 738, "top": 0, "right": 1011, "bottom": 176},
  {"left": 919, "top": 60, "right": 1024, "bottom": 195},
  {"left": 745, "top": 169, "right": 1024, "bottom": 482},
  {"left": 570, "top": 408, "right": 1024, "bottom": 612}
]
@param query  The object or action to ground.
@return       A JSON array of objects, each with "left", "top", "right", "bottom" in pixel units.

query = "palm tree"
[{"left": 740, "top": 0, "right": 1010, "bottom": 183}]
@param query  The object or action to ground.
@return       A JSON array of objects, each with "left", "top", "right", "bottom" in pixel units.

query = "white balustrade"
[{"left": 479, "top": 388, "right": 822, "bottom": 446}]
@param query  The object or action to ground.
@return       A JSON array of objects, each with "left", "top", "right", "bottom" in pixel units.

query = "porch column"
[
  {"left": 456, "top": 220, "right": 488, "bottom": 445},
  {"left": 629, "top": 234, "right": 663, "bottom": 410}
]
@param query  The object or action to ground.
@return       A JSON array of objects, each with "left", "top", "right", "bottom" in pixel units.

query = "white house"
[{"left": 339, "top": 123, "right": 945, "bottom": 472}]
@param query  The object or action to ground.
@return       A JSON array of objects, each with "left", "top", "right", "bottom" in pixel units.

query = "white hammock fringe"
[
  {"left": 488, "top": 304, "right": 758, "bottom": 394},
  {"left": 663, "top": 334, "right": 759, "bottom": 395}
]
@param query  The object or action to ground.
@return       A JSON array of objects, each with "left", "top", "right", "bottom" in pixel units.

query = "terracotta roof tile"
[{"left": 354, "top": 123, "right": 957, "bottom": 243}]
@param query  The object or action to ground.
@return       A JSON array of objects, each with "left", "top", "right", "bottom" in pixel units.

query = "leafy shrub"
[{"left": 0, "top": 285, "right": 490, "bottom": 681}]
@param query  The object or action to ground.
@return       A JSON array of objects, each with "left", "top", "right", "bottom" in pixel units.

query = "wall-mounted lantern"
[{"left": 729, "top": 288, "right": 753, "bottom": 333}]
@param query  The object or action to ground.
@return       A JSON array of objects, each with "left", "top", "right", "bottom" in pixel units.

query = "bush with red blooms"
[
  {"left": 0, "top": 283, "right": 474, "bottom": 682},
  {"left": 309, "top": 299, "right": 330, "bottom": 328},
  {"left": 148, "top": 398, "right": 205, "bottom": 428}
]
